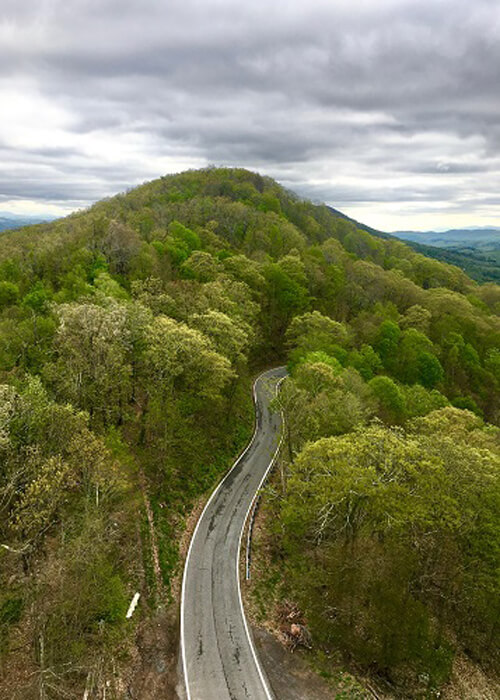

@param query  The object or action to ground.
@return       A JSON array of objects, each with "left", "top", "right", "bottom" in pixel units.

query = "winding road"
[{"left": 181, "top": 367, "right": 287, "bottom": 700}]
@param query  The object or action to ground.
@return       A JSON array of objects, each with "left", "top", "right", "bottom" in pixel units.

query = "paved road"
[{"left": 181, "top": 367, "right": 287, "bottom": 700}]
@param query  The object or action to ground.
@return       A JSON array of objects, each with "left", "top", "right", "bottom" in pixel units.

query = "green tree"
[
  {"left": 181, "top": 251, "right": 221, "bottom": 282},
  {"left": 286, "top": 310, "right": 347, "bottom": 359},
  {"left": 0, "top": 281, "right": 19, "bottom": 309},
  {"left": 47, "top": 302, "right": 133, "bottom": 426},
  {"left": 368, "top": 375, "right": 406, "bottom": 423},
  {"left": 280, "top": 422, "right": 499, "bottom": 686},
  {"left": 188, "top": 310, "right": 250, "bottom": 364},
  {"left": 374, "top": 320, "right": 401, "bottom": 372},
  {"left": 348, "top": 344, "right": 382, "bottom": 380},
  {"left": 262, "top": 263, "right": 309, "bottom": 346}
]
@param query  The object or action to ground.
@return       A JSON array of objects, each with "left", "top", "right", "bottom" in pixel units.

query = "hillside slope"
[
  {"left": 328, "top": 208, "right": 500, "bottom": 284},
  {"left": 0, "top": 167, "right": 498, "bottom": 698}
]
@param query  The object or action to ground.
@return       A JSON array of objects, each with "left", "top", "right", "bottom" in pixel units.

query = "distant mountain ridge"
[
  {"left": 323, "top": 209, "right": 500, "bottom": 284},
  {"left": 393, "top": 227, "right": 500, "bottom": 248},
  {"left": 0, "top": 212, "right": 54, "bottom": 232}
]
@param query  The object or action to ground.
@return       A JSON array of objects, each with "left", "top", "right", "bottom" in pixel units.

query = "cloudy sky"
[{"left": 1, "top": 0, "right": 500, "bottom": 231}]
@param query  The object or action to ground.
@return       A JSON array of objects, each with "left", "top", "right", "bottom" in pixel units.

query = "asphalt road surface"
[{"left": 181, "top": 367, "right": 287, "bottom": 700}]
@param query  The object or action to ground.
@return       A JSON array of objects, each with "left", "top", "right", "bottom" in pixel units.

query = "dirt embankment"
[{"left": 123, "top": 489, "right": 209, "bottom": 700}]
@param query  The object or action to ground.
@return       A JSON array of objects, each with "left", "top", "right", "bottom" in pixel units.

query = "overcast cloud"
[{"left": 1, "top": 0, "right": 500, "bottom": 230}]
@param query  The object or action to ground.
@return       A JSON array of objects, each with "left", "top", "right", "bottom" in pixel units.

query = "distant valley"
[
  {"left": 326, "top": 212, "right": 500, "bottom": 284},
  {"left": 387, "top": 227, "right": 500, "bottom": 284}
]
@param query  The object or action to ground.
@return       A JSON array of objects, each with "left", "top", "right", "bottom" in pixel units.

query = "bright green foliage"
[
  {"left": 402, "top": 384, "right": 449, "bottom": 418},
  {"left": 277, "top": 362, "right": 372, "bottom": 461},
  {"left": 0, "top": 167, "right": 498, "bottom": 694},
  {"left": 93, "top": 271, "right": 129, "bottom": 300},
  {"left": 259, "top": 191, "right": 282, "bottom": 214},
  {"left": 169, "top": 220, "right": 201, "bottom": 251},
  {"left": 0, "top": 281, "right": 19, "bottom": 308},
  {"left": 416, "top": 350, "right": 445, "bottom": 388},
  {"left": 347, "top": 344, "right": 382, "bottom": 380},
  {"left": 286, "top": 310, "right": 347, "bottom": 357},
  {"left": 262, "top": 262, "right": 309, "bottom": 345},
  {"left": 395, "top": 329, "right": 437, "bottom": 383},
  {"left": 0, "top": 311, "right": 56, "bottom": 373},
  {"left": 181, "top": 250, "right": 221, "bottom": 282},
  {"left": 0, "top": 258, "right": 22, "bottom": 283},
  {"left": 485, "top": 348, "right": 500, "bottom": 382},
  {"left": 23, "top": 282, "right": 52, "bottom": 313},
  {"left": 46, "top": 302, "right": 133, "bottom": 427},
  {"left": 296, "top": 351, "right": 343, "bottom": 375},
  {"left": 368, "top": 375, "right": 406, "bottom": 423},
  {"left": 280, "top": 422, "right": 500, "bottom": 687},
  {"left": 144, "top": 315, "right": 233, "bottom": 400},
  {"left": 222, "top": 254, "right": 265, "bottom": 290},
  {"left": 374, "top": 320, "right": 401, "bottom": 372},
  {"left": 188, "top": 310, "right": 250, "bottom": 364},
  {"left": 54, "top": 265, "right": 95, "bottom": 302}
]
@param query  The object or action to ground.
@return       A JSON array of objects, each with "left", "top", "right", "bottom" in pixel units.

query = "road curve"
[{"left": 181, "top": 367, "right": 287, "bottom": 700}]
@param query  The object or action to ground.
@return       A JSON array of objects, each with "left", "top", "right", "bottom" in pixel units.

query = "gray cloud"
[{"left": 1, "top": 0, "right": 500, "bottom": 229}]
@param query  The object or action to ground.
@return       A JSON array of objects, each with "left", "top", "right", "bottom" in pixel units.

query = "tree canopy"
[{"left": 0, "top": 167, "right": 498, "bottom": 696}]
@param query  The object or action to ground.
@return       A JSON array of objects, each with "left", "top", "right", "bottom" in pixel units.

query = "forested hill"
[
  {"left": 327, "top": 206, "right": 500, "bottom": 284},
  {"left": 1, "top": 168, "right": 499, "bottom": 698}
]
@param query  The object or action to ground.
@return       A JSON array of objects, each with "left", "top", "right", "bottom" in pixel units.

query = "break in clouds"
[{"left": 1, "top": 0, "right": 500, "bottom": 230}]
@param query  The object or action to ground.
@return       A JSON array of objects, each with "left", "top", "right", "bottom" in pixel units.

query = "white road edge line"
[
  {"left": 245, "top": 378, "right": 285, "bottom": 581},
  {"left": 236, "top": 375, "right": 286, "bottom": 700},
  {"left": 180, "top": 368, "right": 286, "bottom": 700}
]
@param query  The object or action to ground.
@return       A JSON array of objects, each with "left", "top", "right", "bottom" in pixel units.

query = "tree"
[
  {"left": 22, "top": 282, "right": 52, "bottom": 313},
  {"left": 0, "top": 165, "right": 498, "bottom": 695},
  {"left": 417, "top": 351, "right": 444, "bottom": 388},
  {"left": 222, "top": 254, "right": 265, "bottom": 291},
  {"left": 262, "top": 263, "right": 309, "bottom": 345},
  {"left": 181, "top": 251, "right": 221, "bottom": 282},
  {"left": 47, "top": 302, "right": 133, "bottom": 426},
  {"left": 10, "top": 454, "right": 76, "bottom": 542},
  {"left": 348, "top": 344, "right": 382, "bottom": 380},
  {"left": 188, "top": 310, "right": 250, "bottom": 364},
  {"left": 101, "top": 220, "right": 141, "bottom": 275},
  {"left": 286, "top": 310, "right": 348, "bottom": 358},
  {"left": 0, "top": 281, "right": 19, "bottom": 309},
  {"left": 144, "top": 315, "right": 233, "bottom": 399},
  {"left": 93, "top": 271, "right": 129, "bottom": 300},
  {"left": 276, "top": 362, "right": 370, "bottom": 466},
  {"left": 400, "top": 304, "right": 432, "bottom": 334},
  {"left": 279, "top": 422, "right": 500, "bottom": 687},
  {"left": 368, "top": 375, "right": 406, "bottom": 423},
  {"left": 485, "top": 348, "right": 500, "bottom": 384},
  {"left": 374, "top": 320, "right": 401, "bottom": 372},
  {"left": 1, "top": 377, "right": 120, "bottom": 553},
  {"left": 402, "top": 384, "right": 449, "bottom": 418}
]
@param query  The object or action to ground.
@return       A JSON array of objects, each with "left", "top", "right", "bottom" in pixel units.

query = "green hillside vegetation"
[
  {"left": 329, "top": 207, "right": 500, "bottom": 283},
  {"left": 0, "top": 167, "right": 498, "bottom": 697},
  {"left": 402, "top": 239, "right": 500, "bottom": 285}
]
